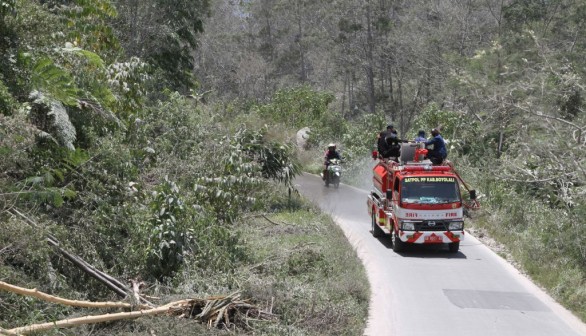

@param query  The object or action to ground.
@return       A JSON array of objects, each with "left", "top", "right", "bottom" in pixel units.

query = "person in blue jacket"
[
  {"left": 425, "top": 128, "right": 447, "bottom": 165},
  {"left": 414, "top": 130, "right": 427, "bottom": 142}
]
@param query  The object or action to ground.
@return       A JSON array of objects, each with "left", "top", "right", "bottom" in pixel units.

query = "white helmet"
[{"left": 327, "top": 143, "right": 336, "bottom": 149}]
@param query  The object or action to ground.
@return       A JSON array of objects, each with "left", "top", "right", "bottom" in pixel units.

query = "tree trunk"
[{"left": 365, "top": 0, "right": 376, "bottom": 114}]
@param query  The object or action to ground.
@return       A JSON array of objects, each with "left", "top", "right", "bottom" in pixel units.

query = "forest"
[{"left": 1, "top": 0, "right": 585, "bottom": 335}]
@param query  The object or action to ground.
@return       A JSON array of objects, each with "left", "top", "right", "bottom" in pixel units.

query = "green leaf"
[
  {"left": 62, "top": 44, "right": 105, "bottom": 68},
  {"left": 30, "top": 56, "right": 79, "bottom": 106}
]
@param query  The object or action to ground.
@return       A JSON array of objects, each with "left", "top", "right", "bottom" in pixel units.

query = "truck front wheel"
[
  {"left": 392, "top": 231, "right": 405, "bottom": 252},
  {"left": 371, "top": 212, "right": 382, "bottom": 238},
  {"left": 448, "top": 242, "right": 460, "bottom": 253}
]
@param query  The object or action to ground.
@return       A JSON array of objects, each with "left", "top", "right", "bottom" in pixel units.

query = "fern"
[
  {"left": 29, "top": 56, "right": 79, "bottom": 106},
  {"left": 62, "top": 43, "right": 105, "bottom": 68}
]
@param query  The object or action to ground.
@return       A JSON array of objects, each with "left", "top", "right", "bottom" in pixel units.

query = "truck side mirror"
[
  {"left": 386, "top": 190, "right": 393, "bottom": 200},
  {"left": 469, "top": 190, "right": 476, "bottom": 200}
]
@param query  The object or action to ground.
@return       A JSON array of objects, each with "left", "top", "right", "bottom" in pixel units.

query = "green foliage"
[
  {"left": 0, "top": 216, "right": 75, "bottom": 329},
  {"left": 22, "top": 45, "right": 126, "bottom": 150},
  {"left": 0, "top": 113, "right": 35, "bottom": 184},
  {"left": 106, "top": 57, "right": 150, "bottom": 120},
  {"left": 26, "top": 55, "right": 80, "bottom": 107},
  {"left": 133, "top": 91, "right": 208, "bottom": 158},
  {"left": 339, "top": 113, "right": 383, "bottom": 180},
  {"left": 341, "top": 113, "right": 384, "bottom": 155},
  {"left": 252, "top": 85, "right": 346, "bottom": 154},
  {"left": 12, "top": 146, "right": 84, "bottom": 208},
  {"left": 113, "top": 0, "right": 210, "bottom": 91},
  {"left": 255, "top": 86, "right": 336, "bottom": 129},
  {"left": 238, "top": 209, "right": 369, "bottom": 335},
  {"left": 503, "top": 0, "right": 549, "bottom": 31},
  {"left": 193, "top": 127, "right": 301, "bottom": 223},
  {"left": 57, "top": 0, "right": 120, "bottom": 57},
  {"left": 231, "top": 127, "right": 301, "bottom": 187},
  {"left": 0, "top": 0, "right": 369, "bottom": 333},
  {"left": 143, "top": 177, "right": 193, "bottom": 279},
  {"left": 0, "top": 0, "right": 15, "bottom": 17},
  {"left": 410, "top": 103, "right": 461, "bottom": 138},
  {"left": 0, "top": 78, "right": 16, "bottom": 115},
  {"left": 410, "top": 103, "right": 483, "bottom": 157}
]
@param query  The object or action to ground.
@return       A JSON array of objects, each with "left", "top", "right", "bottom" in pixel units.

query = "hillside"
[{"left": 1, "top": 0, "right": 585, "bottom": 334}]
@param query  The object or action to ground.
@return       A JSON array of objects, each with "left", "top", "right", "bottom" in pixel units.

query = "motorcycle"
[{"left": 324, "top": 158, "right": 342, "bottom": 188}]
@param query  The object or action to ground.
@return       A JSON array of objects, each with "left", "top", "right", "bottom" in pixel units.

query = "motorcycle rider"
[
  {"left": 322, "top": 143, "right": 341, "bottom": 180},
  {"left": 425, "top": 128, "right": 447, "bottom": 165}
]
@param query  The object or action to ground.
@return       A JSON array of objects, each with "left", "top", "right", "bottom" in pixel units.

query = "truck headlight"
[
  {"left": 448, "top": 221, "right": 464, "bottom": 230},
  {"left": 401, "top": 221, "right": 415, "bottom": 231}
]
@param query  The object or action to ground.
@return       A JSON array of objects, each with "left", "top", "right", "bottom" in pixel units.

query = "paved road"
[{"left": 296, "top": 173, "right": 586, "bottom": 336}]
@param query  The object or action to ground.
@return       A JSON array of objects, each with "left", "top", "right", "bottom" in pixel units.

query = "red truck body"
[{"left": 367, "top": 143, "right": 478, "bottom": 253}]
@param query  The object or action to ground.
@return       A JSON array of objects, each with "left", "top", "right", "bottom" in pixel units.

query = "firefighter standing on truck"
[
  {"left": 377, "top": 124, "right": 395, "bottom": 155},
  {"left": 425, "top": 128, "right": 447, "bottom": 165}
]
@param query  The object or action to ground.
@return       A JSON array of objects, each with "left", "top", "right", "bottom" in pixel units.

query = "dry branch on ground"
[{"left": 0, "top": 281, "right": 277, "bottom": 335}]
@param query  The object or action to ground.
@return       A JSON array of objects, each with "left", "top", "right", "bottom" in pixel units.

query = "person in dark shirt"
[
  {"left": 322, "top": 143, "right": 341, "bottom": 180},
  {"left": 414, "top": 130, "right": 427, "bottom": 142},
  {"left": 377, "top": 124, "right": 395, "bottom": 155},
  {"left": 381, "top": 132, "right": 408, "bottom": 161},
  {"left": 425, "top": 128, "right": 447, "bottom": 165}
]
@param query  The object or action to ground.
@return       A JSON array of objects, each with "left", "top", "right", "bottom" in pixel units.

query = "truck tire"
[
  {"left": 448, "top": 242, "right": 460, "bottom": 253},
  {"left": 371, "top": 213, "right": 382, "bottom": 238},
  {"left": 393, "top": 231, "right": 405, "bottom": 253}
]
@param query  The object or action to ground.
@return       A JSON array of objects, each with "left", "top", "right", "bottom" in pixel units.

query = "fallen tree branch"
[
  {"left": 0, "top": 281, "right": 148, "bottom": 310},
  {"left": 6, "top": 300, "right": 192, "bottom": 335},
  {"left": 0, "top": 327, "right": 21, "bottom": 336},
  {"left": 261, "top": 214, "right": 282, "bottom": 226},
  {"left": 46, "top": 237, "right": 129, "bottom": 300},
  {"left": 5, "top": 292, "right": 278, "bottom": 335},
  {"left": 8, "top": 208, "right": 154, "bottom": 307},
  {"left": 45, "top": 236, "right": 154, "bottom": 307}
]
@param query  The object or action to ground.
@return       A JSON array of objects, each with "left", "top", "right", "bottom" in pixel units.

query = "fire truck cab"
[{"left": 367, "top": 143, "right": 478, "bottom": 253}]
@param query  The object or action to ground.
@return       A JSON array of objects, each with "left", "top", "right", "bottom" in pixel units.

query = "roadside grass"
[
  {"left": 297, "top": 147, "right": 323, "bottom": 175},
  {"left": 57, "top": 197, "right": 369, "bottom": 335},
  {"left": 235, "top": 206, "right": 369, "bottom": 335}
]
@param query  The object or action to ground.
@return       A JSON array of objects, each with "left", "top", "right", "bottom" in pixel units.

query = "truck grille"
[{"left": 416, "top": 221, "right": 447, "bottom": 231}]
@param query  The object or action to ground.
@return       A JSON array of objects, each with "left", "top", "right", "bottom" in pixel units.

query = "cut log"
[
  {"left": 1, "top": 285, "right": 277, "bottom": 335},
  {"left": 6, "top": 300, "right": 192, "bottom": 335},
  {"left": 0, "top": 281, "right": 148, "bottom": 310}
]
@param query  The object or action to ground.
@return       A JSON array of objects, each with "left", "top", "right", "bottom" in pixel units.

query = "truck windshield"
[{"left": 400, "top": 177, "right": 460, "bottom": 204}]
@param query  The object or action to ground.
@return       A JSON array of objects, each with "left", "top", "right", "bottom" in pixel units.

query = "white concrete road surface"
[{"left": 295, "top": 173, "right": 586, "bottom": 336}]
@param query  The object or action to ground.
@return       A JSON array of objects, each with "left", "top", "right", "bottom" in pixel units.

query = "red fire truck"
[{"left": 367, "top": 143, "right": 479, "bottom": 253}]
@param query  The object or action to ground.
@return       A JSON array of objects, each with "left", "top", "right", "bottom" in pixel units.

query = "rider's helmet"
[{"left": 327, "top": 143, "right": 336, "bottom": 150}]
